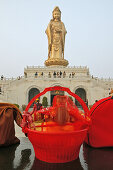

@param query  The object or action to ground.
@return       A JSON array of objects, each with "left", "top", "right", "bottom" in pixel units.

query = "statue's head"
[{"left": 52, "top": 6, "right": 61, "bottom": 21}]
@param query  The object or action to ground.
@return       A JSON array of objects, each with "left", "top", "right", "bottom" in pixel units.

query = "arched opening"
[
  {"left": 28, "top": 88, "right": 40, "bottom": 107},
  {"left": 75, "top": 88, "right": 87, "bottom": 108},
  {"left": 50, "top": 87, "right": 64, "bottom": 105}
]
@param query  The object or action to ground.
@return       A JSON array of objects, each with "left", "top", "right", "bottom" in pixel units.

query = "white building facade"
[{"left": 0, "top": 65, "right": 113, "bottom": 109}]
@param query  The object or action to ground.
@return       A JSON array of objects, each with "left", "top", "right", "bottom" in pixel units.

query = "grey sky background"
[{"left": 0, "top": 0, "right": 113, "bottom": 78}]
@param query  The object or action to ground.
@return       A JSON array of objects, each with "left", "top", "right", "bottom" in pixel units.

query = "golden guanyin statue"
[{"left": 45, "top": 7, "right": 68, "bottom": 67}]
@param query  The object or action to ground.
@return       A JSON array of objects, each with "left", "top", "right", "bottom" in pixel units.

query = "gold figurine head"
[{"left": 52, "top": 6, "right": 61, "bottom": 21}]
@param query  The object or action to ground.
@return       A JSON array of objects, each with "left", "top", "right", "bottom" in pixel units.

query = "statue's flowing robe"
[{"left": 46, "top": 20, "right": 67, "bottom": 59}]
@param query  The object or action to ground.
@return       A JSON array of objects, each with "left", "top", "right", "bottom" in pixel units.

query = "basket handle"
[{"left": 25, "top": 86, "right": 89, "bottom": 115}]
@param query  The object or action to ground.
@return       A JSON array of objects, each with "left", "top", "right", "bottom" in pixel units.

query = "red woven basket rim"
[{"left": 26, "top": 127, "right": 88, "bottom": 134}]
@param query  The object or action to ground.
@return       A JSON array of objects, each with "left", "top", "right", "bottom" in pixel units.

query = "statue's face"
[{"left": 53, "top": 11, "right": 61, "bottom": 21}]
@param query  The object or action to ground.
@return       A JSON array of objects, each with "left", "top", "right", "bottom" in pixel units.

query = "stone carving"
[{"left": 45, "top": 7, "right": 68, "bottom": 67}]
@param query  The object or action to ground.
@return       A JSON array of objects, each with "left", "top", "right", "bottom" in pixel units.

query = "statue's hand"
[{"left": 55, "top": 27, "right": 62, "bottom": 32}]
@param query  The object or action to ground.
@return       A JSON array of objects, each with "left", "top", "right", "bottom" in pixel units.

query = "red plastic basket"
[{"left": 22, "top": 86, "right": 90, "bottom": 163}]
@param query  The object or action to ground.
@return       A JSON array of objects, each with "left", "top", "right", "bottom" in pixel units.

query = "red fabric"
[
  {"left": 85, "top": 96, "right": 113, "bottom": 147},
  {"left": 37, "top": 95, "right": 91, "bottom": 126},
  {"left": 52, "top": 95, "right": 90, "bottom": 125}
]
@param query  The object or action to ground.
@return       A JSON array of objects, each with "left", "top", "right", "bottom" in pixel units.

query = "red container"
[
  {"left": 22, "top": 86, "right": 90, "bottom": 163},
  {"left": 26, "top": 128, "right": 88, "bottom": 163}
]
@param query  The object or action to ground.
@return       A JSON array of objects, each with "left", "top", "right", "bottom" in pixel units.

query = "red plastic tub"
[
  {"left": 26, "top": 127, "right": 88, "bottom": 163},
  {"left": 22, "top": 86, "right": 90, "bottom": 163}
]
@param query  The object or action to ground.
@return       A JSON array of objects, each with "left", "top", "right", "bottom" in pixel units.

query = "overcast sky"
[{"left": 0, "top": 0, "right": 113, "bottom": 78}]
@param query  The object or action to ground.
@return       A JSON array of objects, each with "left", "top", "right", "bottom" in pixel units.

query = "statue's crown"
[{"left": 53, "top": 6, "right": 61, "bottom": 13}]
